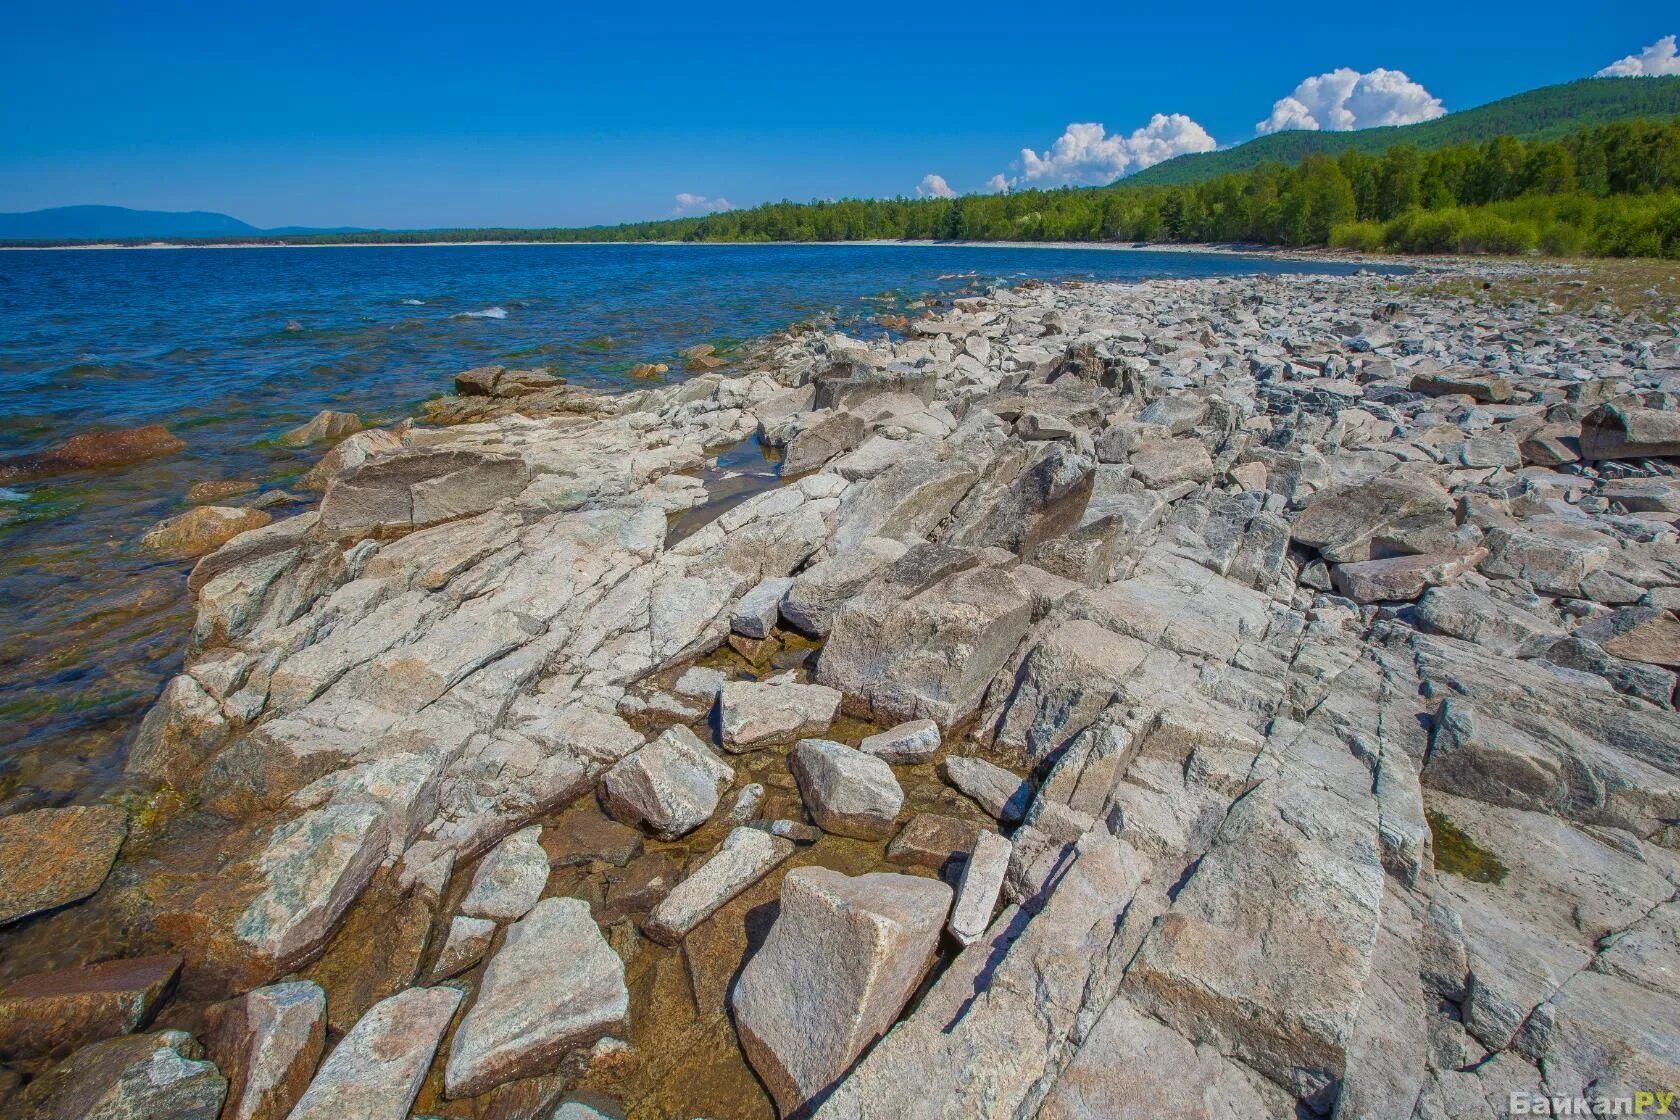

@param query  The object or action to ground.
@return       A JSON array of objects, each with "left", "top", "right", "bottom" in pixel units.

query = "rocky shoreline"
[{"left": 2, "top": 261, "right": 1678, "bottom": 1119}]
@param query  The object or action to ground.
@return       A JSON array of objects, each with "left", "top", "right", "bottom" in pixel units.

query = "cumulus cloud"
[
  {"left": 916, "top": 173, "right": 957, "bottom": 199},
  {"left": 996, "top": 114, "right": 1216, "bottom": 189},
  {"left": 1257, "top": 68, "right": 1445, "bottom": 134},
  {"left": 1597, "top": 35, "right": 1680, "bottom": 77},
  {"left": 673, "top": 192, "right": 733, "bottom": 216}
]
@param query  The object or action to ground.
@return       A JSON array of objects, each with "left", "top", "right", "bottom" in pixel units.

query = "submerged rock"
[
  {"left": 140, "top": 505, "right": 272, "bottom": 560},
  {"left": 12, "top": 1030, "right": 226, "bottom": 1120},
  {"left": 0, "top": 805, "right": 128, "bottom": 926},
  {"left": 0, "top": 955, "right": 181, "bottom": 1061},
  {"left": 0, "top": 424, "right": 185, "bottom": 482}
]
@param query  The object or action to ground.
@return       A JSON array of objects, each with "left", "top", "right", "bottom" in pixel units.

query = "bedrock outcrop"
[{"left": 6, "top": 262, "right": 1679, "bottom": 1119}]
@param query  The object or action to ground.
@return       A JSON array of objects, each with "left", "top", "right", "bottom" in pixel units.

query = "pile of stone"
[{"left": 3, "top": 261, "right": 1678, "bottom": 1119}]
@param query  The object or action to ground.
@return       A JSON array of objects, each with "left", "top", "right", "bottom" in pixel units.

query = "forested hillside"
[{"left": 1126, "top": 76, "right": 1680, "bottom": 187}]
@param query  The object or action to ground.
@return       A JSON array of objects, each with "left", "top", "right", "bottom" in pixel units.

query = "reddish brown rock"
[
  {"left": 203, "top": 980, "right": 326, "bottom": 1120},
  {"left": 0, "top": 424, "right": 186, "bottom": 481},
  {"left": 139, "top": 505, "right": 272, "bottom": 560},
  {"left": 0, "top": 954, "right": 182, "bottom": 1060},
  {"left": 0, "top": 804, "right": 129, "bottom": 926},
  {"left": 884, "top": 813, "right": 984, "bottom": 876}
]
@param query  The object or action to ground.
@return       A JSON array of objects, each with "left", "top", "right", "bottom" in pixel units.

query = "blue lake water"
[{"left": 0, "top": 242, "right": 1391, "bottom": 806}]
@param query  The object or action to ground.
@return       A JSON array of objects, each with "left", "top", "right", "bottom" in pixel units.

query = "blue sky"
[{"left": 0, "top": 1, "right": 1673, "bottom": 229}]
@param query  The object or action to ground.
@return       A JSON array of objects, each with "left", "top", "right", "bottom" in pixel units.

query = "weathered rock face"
[
  {"left": 427, "top": 915, "right": 497, "bottom": 982},
  {"left": 1580, "top": 400, "right": 1680, "bottom": 460},
  {"left": 12, "top": 1030, "right": 227, "bottom": 1120},
  {"left": 318, "top": 447, "right": 531, "bottom": 535},
  {"left": 288, "top": 986, "right": 462, "bottom": 1120},
  {"left": 0, "top": 424, "right": 185, "bottom": 482},
  {"left": 0, "top": 805, "right": 127, "bottom": 926},
  {"left": 202, "top": 980, "right": 325, "bottom": 1120},
  {"left": 444, "top": 897, "right": 628, "bottom": 1098},
  {"left": 938, "top": 756, "right": 1031, "bottom": 824},
  {"left": 947, "top": 829, "right": 1009, "bottom": 946},
  {"left": 790, "top": 738, "right": 905, "bottom": 839},
  {"left": 732, "top": 868, "right": 953, "bottom": 1116},
  {"left": 0, "top": 955, "right": 181, "bottom": 1060},
  {"left": 601, "top": 726, "right": 733, "bottom": 839}
]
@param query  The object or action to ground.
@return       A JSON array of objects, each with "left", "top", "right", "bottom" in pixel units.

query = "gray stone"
[
  {"left": 601, "top": 726, "right": 733, "bottom": 840},
  {"left": 202, "top": 980, "right": 325, "bottom": 1120},
  {"left": 857, "top": 719, "right": 942, "bottom": 765},
  {"left": 643, "top": 826, "right": 795, "bottom": 944},
  {"left": 732, "top": 868, "right": 952, "bottom": 1117},
  {"left": 731, "top": 576, "right": 795, "bottom": 639},
  {"left": 790, "top": 738, "right": 905, "bottom": 840},
  {"left": 948, "top": 829, "right": 1009, "bottom": 946},
  {"left": 428, "top": 916, "right": 497, "bottom": 982},
  {"left": 289, "top": 986, "right": 462, "bottom": 1120},
  {"left": 939, "top": 756, "right": 1031, "bottom": 824},
  {"left": 460, "top": 825, "right": 549, "bottom": 922},
  {"left": 444, "top": 898, "right": 629, "bottom": 1098},
  {"left": 717, "top": 679, "right": 841, "bottom": 751}
]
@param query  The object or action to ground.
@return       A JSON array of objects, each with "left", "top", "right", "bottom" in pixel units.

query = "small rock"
[
  {"left": 723, "top": 782, "right": 765, "bottom": 823},
  {"left": 0, "top": 804, "right": 128, "bottom": 926},
  {"left": 186, "top": 478, "right": 258, "bottom": 503},
  {"left": 642, "top": 826, "right": 795, "bottom": 944},
  {"left": 13, "top": 1030, "right": 226, "bottom": 1120},
  {"left": 790, "top": 738, "right": 904, "bottom": 840},
  {"left": 732, "top": 867, "right": 952, "bottom": 1116},
  {"left": 288, "top": 986, "right": 462, "bottom": 1120},
  {"left": 276, "top": 410, "right": 362, "bottom": 448},
  {"left": 939, "top": 756, "right": 1032, "bottom": 824},
  {"left": 629, "top": 362, "right": 669, "bottom": 380},
  {"left": 1330, "top": 548, "right": 1486, "bottom": 604},
  {"left": 428, "top": 916, "right": 498, "bottom": 982},
  {"left": 731, "top": 577, "right": 795, "bottom": 639},
  {"left": 203, "top": 980, "right": 326, "bottom": 1120},
  {"left": 460, "top": 825, "right": 550, "bottom": 922},
  {"left": 858, "top": 718, "right": 941, "bottom": 764},
  {"left": 0, "top": 954, "right": 182, "bottom": 1060},
  {"left": 601, "top": 726, "right": 734, "bottom": 840},
  {"left": 140, "top": 505, "right": 272, "bottom": 560},
  {"left": 1409, "top": 368, "right": 1513, "bottom": 403},
  {"left": 672, "top": 665, "right": 727, "bottom": 701},
  {"left": 444, "top": 897, "right": 629, "bottom": 1099},
  {"left": 948, "top": 830, "right": 1010, "bottom": 945},
  {"left": 717, "top": 679, "right": 841, "bottom": 751},
  {"left": 748, "top": 818, "right": 824, "bottom": 844}
]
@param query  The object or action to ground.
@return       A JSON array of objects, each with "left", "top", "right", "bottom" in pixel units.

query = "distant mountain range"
[
  {"left": 1124, "top": 76, "right": 1680, "bottom": 188},
  {"left": 0, "top": 205, "right": 369, "bottom": 242}
]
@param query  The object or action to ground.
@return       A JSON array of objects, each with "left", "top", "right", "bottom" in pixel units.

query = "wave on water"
[
  {"left": 456, "top": 306, "right": 508, "bottom": 320},
  {"left": 401, "top": 299, "right": 426, "bottom": 305},
  {"left": 0, "top": 487, "right": 29, "bottom": 502}
]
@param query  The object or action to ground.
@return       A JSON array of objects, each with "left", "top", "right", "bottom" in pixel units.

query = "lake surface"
[{"left": 0, "top": 242, "right": 1392, "bottom": 808}]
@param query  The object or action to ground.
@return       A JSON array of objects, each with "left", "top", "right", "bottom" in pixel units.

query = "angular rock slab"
[
  {"left": 0, "top": 954, "right": 181, "bottom": 1061},
  {"left": 858, "top": 719, "right": 941, "bottom": 765},
  {"left": 288, "top": 986, "right": 462, "bottom": 1120},
  {"left": 202, "top": 979, "right": 326, "bottom": 1120},
  {"left": 428, "top": 915, "right": 498, "bottom": 982},
  {"left": 444, "top": 897, "right": 629, "bottom": 1099},
  {"left": 733, "top": 868, "right": 953, "bottom": 1117},
  {"left": 939, "top": 756, "right": 1031, "bottom": 824},
  {"left": 948, "top": 830, "right": 1010, "bottom": 946},
  {"left": 13, "top": 1030, "right": 227, "bottom": 1120},
  {"left": 601, "top": 725, "right": 734, "bottom": 840},
  {"left": 460, "top": 824, "right": 549, "bottom": 922},
  {"left": 643, "top": 826, "right": 795, "bottom": 945},
  {"left": 717, "top": 679, "right": 841, "bottom": 751},
  {"left": 790, "top": 738, "right": 905, "bottom": 840},
  {"left": 0, "top": 804, "right": 128, "bottom": 926}
]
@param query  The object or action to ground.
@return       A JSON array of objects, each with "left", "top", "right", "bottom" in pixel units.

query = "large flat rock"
[{"left": 0, "top": 805, "right": 128, "bottom": 926}]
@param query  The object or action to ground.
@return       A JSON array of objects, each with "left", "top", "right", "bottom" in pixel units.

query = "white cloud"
[
  {"left": 1597, "top": 35, "right": 1680, "bottom": 77},
  {"left": 673, "top": 192, "right": 734, "bottom": 216},
  {"left": 1257, "top": 67, "right": 1445, "bottom": 134},
  {"left": 997, "top": 113, "right": 1216, "bottom": 189},
  {"left": 916, "top": 173, "right": 957, "bottom": 199}
]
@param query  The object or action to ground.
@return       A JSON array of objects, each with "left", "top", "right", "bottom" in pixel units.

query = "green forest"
[{"left": 287, "top": 116, "right": 1680, "bottom": 259}]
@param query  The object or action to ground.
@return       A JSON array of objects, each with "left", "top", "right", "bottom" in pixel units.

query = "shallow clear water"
[{"left": 0, "top": 242, "right": 1391, "bottom": 808}]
